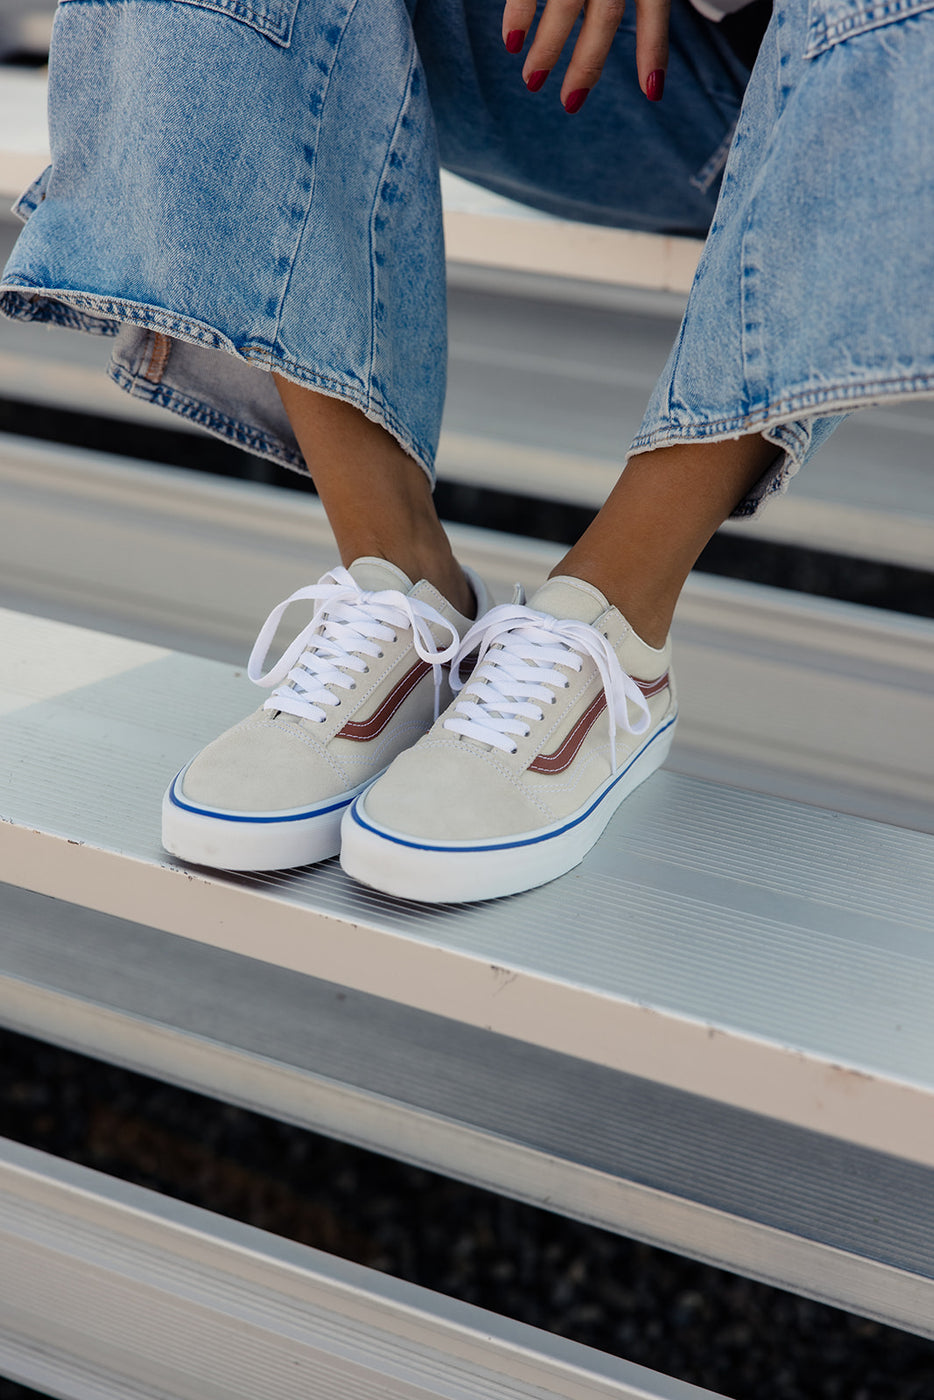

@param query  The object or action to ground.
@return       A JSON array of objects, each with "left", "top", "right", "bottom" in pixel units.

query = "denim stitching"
[
  {"left": 106, "top": 350, "right": 435, "bottom": 481},
  {"left": 0, "top": 286, "right": 236, "bottom": 350},
  {"left": 805, "top": 0, "right": 934, "bottom": 55},
  {"left": 689, "top": 120, "right": 738, "bottom": 196},
  {"left": 269, "top": 0, "right": 361, "bottom": 353},
  {"left": 367, "top": 41, "right": 418, "bottom": 408},
  {"left": 59, "top": 0, "right": 300, "bottom": 46},
  {"left": 241, "top": 346, "right": 364, "bottom": 395},
  {"left": 109, "top": 363, "right": 307, "bottom": 467},
  {"left": 0, "top": 288, "right": 117, "bottom": 336}
]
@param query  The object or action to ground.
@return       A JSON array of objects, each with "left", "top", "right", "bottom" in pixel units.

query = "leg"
[
  {"left": 343, "top": 433, "right": 776, "bottom": 901},
  {"left": 553, "top": 434, "right": 778, "bottom": 648},
  {"left": 273, "top": 377, "right": 473, "bottom": 619}
]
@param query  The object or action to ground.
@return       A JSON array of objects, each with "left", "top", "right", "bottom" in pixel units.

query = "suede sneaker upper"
[
  {"left": 162, "top": 557, "right": 489, "bottom": 871},
  {"left": 341, "top": 575, "right": 677, "bottom": 901}
]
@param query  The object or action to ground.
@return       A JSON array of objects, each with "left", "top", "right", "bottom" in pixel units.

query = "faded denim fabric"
[
  {"left": 3, "top": 0, "right": 932, "bottom": 515},
  {"left": 631, "top": 0, "right": 934, "bottom": 514},
  {"left": 0, "top": 0, "right": 746, "bottom": 482}
]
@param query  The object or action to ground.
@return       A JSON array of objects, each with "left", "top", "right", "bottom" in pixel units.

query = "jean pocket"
[
  {"left": 805, "top": 0, "right": 934, "bottom": 56},
  {"left": 58, "top": 0, "right": 301, "bottom": 47}
]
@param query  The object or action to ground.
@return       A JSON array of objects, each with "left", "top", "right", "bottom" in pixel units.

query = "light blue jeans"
[{"left": 2, "top": 0, "right": 934, "bottom": 516}]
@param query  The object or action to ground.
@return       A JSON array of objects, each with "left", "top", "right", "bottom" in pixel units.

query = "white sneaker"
[
  {"left": 162, "top": 558, "right": 490, "bottom": 871},
  {"left": 340, "top": 575, "right": 677, "bottom": 902}
]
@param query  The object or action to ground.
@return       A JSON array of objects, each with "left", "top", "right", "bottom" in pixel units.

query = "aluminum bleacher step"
[
  {"left": 1, "top": 606, "right": 932, "bottom": 1342},
  {"left": 4, "top": 437, "right": 934, "bottom": 833},
  {"left": 2, "top": 878, "right": 933, "bottom": 1341},
  {"left": 0, "top": 1136, "right": 722, "bottom": 1400}
]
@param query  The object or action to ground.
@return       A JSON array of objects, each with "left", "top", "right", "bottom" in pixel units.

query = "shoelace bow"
[
  {"left": 444, "top": 603, "right": 652, "bottom": 773},
  {"left": 247, "top": 568, "right": 461, "bottom": 723}
]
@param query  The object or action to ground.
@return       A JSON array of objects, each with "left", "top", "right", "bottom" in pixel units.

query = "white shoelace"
[
  {"left": 444, "top": 604, "right": 652, "bottom": 773},
  {"left": 247, "top": 568, "right": 461, "bottom": 723}
]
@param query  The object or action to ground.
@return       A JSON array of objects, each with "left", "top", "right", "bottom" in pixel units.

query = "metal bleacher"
[{"left": 1, "top": 58, "right": 933, "bottom": 1400}]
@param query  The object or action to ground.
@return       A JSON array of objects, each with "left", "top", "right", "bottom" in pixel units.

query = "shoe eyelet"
[
  {"left": 376, "top": 651, "right": 384, "bottom": 660},
  {"left": 509, "top": 744, "right": 519, "bottom": 755}
]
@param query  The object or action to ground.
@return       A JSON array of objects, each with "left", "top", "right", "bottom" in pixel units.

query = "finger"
[
  {"left": 634, "top": 0, "right": 670, "bottom": 99},
  {"left": 502, "top": 0, "right": 538, "bottom": 54},
  {"left": 520, "top": 0, "right": 585, "bottom": 95},
  {"left": 558, "top": 0, "right": 627, "bottom": 111}
]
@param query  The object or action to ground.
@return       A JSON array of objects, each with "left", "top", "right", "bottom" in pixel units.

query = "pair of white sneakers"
[{"left": 161, "top": 557, "right": 678, "bottom": 902}]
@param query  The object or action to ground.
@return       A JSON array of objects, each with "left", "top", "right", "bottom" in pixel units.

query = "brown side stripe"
[
  {"left": 636, "top": 671, "right": 670, "bottom": 700},
  {"left": 528, "top": 671, "right": 669, "bottom": 775},
  {"left": 337, "top": 658, "right": 431, "bottom": 741}
]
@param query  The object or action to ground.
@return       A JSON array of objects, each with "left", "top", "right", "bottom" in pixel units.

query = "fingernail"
[
  {"left": 564, "top": 87, "right": 590, "bottom": 114},
  {"left": 526, "top": 68, "right": 549, "bottom": 92},
  {"left": 505, "top": 28, "right": 525, "bottom": 53},
  {"left": 647, "top": 68, "right": 665, "bottom": 101}
]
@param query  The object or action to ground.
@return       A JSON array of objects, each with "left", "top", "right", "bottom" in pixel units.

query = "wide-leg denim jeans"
[{"left": 3, "top": 0, "right": 934, "bottom": 516}]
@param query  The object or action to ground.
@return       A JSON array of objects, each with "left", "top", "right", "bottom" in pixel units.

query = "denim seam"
[
  {"left": 241, "top": 344, "right": 366, "bottom": 397},
  {"left": 2, "top": 280, "right": 434, "bottom": 474},
  {"left": 58, "top": 0, "right": 298, "bottom": 46},
  {"left": 805, "top": 0, "right": 934, "bottom": 56},
  {"left": 0, "top": 284, "right": 236, "bottom": 351},
  {"left": 689, "top": 119, "right": 738, "bottom": 195},
  {"left": 109, "top": 361, "right": 308, "bottom": 469},
  {"left": 0, "top": 286, "right": 118, "bottom": 336},
  {"left": 633, "top": 368, "right": 934, "bottom": 438},
  {"left": 367, "top": 41, "right": 418, "bottom": 411},
  {"left": 738, "top": 199, "right": 761, "bottom": 411},
  {"left": 270, "top": 0, "right": 362, "bottom": 354}
]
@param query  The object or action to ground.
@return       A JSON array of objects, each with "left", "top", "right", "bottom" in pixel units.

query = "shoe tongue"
[
  {"left": 528, "top": 575, "right": 609, "bottom": 626},
  {"left": 347, "top": 556, "right": 413, "bottom": 593}
]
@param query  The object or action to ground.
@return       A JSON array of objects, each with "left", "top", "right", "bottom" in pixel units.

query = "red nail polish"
[
  {"left": 647, "top": 68, "right": 665, "bottom": 101},
  {"left": 505, "top": 28, "right": 525, "bottom": 54},
  {"left": 526, "top": 69, "right": 549, "bottom": 92},
  {"left": 564, "top": 88, "right": 589, "bottom": 114}
]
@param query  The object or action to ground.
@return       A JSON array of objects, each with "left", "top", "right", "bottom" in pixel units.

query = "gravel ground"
[{"left": 2, "top": 1028, "right": 933, "bottom": 1400}]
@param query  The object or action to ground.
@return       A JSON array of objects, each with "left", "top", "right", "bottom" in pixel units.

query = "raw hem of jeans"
[
  {"left": 627, "top": 372, "right": 934, "bottom": 519},
  {"left": 0, "top": 281, "right": 437, "bottom": 485}
]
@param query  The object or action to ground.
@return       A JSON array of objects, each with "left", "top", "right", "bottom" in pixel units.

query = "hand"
[{"left": 502, "top": 0, "right": 670, "bottom": 112}]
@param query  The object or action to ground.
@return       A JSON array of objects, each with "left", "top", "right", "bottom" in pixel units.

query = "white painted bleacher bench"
[{"left": 2, "top": 60, "right": 934, "bottom": 1400}]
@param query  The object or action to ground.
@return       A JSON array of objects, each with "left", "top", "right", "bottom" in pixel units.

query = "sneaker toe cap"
[
  {"left": 363, "top": 740, "right": 549, "bottom": 842},
  {"left": 178, "top": 717, "right": 349, "bottom": 813}
]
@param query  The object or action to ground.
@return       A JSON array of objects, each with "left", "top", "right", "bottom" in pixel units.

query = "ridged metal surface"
[
  {"left": 0, "top": 1138, "right": 722, "bottom": 1400},
  {"left": 2, "top": 880, "right": 932, "bottom": 1340},
  {"left": 1, "top": 609, "right": 933, "bottom": 1166},
  {"left": 4, "top": 437, "right": 934, "bottom": 834}
]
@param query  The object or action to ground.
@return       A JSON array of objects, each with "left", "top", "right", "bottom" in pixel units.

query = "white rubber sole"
[
  {"left": 161, "top": 765, "right": 376, "bottom": 872},
  {"left": 339, "top": 715, "right": 677, "bottom": 903}
]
